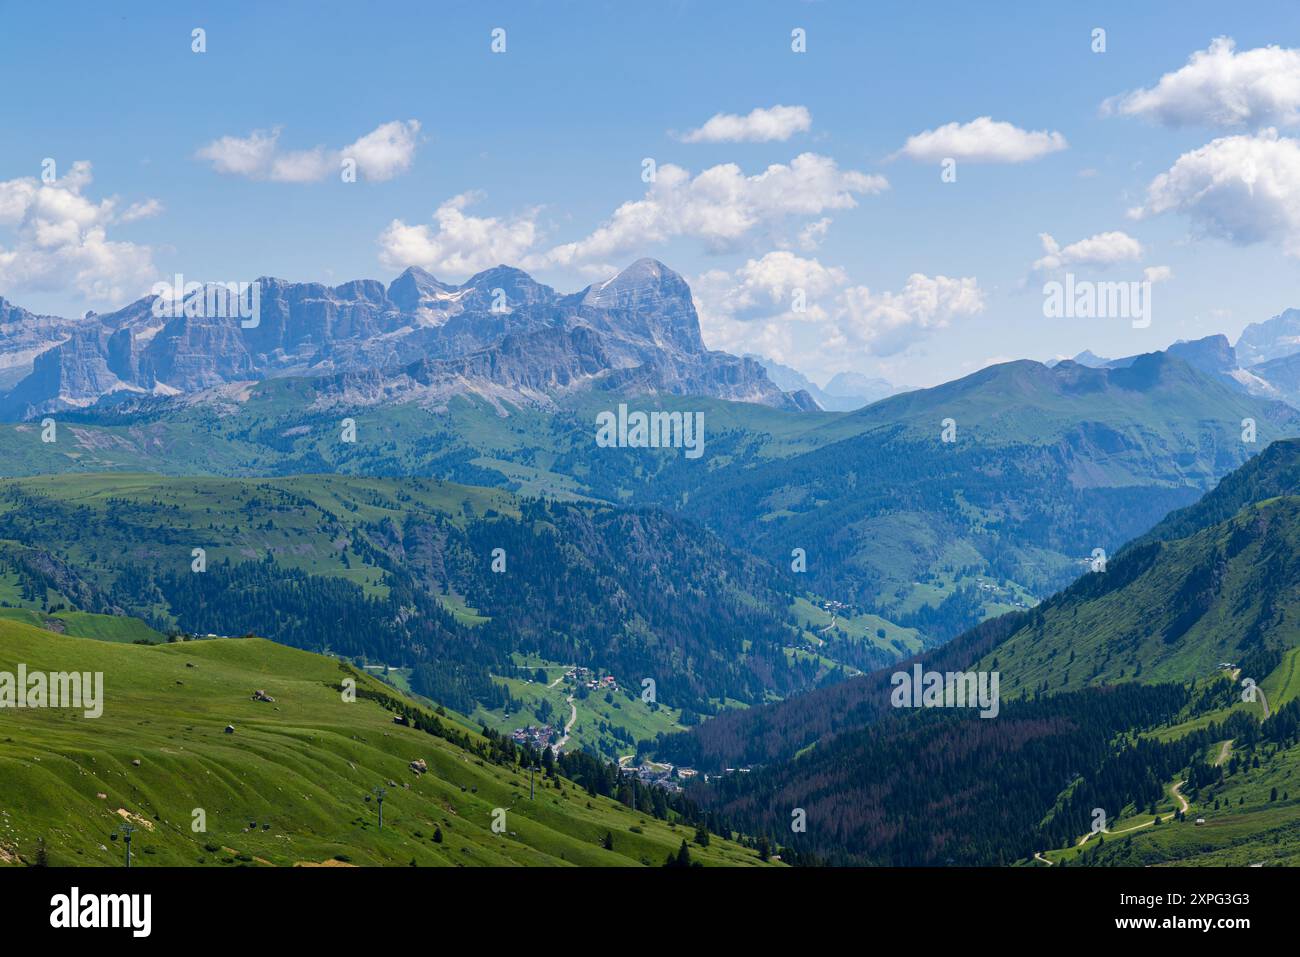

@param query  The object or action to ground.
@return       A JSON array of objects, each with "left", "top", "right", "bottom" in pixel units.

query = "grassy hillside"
[
  {"left": 0, "top": 607, "right": 164, "bottom": 644},
  {"left": 0, "top": 619, "right": 777, "bottom": 867},
  {"left": 972, "top": 494, "right": 1300, "bottom": 697},
  {"left": 0, "top": 471, "right": 856, "bottom": 714},
  {"left": 674, "top": 354, "right": 1300, "bottom": 641},
  {"left": 469, "top": 654, "right": 690, "bottom": 761},
  {"left": 657, "top": 440, "right": 1300, "bottom": 865},
  {"left": 9, "top": 353, "right": 1288, "bottom": 649},
  {"left": 0, "top": 382, "right": 837, "bottom": 489},
  {"left": 1037, "top": 727, "right": 1300, "bottom": 867}
]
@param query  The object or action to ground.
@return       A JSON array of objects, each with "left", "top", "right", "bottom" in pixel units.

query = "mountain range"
[
  {"left": 1048, "top": 310, "right": 1300, "bottom": 409},
  {"left": 0, "top": 259, "right": 814, "bottom": 420},
  {"left": 8, "top": 260, "right": 1300, "bottom": 869},
  {"left": 659, "top": 440, "right": 1300, "bottom": 866},
  {"left": 5, "top": 266, "right": 1300, "bottom": 651},
  {"left": 747, "top": 355, "right": 910, "bottom": 411}
]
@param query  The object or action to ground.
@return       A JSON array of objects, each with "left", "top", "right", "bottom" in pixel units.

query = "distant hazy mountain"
[
  {"left": 1062, "top": 349, "right": 1112, "bottom": 368},
  {"left": 676, "top": 351, "right": 1300, "bottom": 641},
  {"left": 0, "top": 259, "right": 814, "bottom": 418},
  {"left": 1236, "top": 307, "right": 1300, "bottom": 366},
  {"left": 1245, "top": 352, "right": 1300, "bottom": 407},
  {"left": 1091, "top": 334, "right": 1291, "bottom": 405},
  {"left": 746, "top": 355, "right": 907, "bottom": 411},
  {"left": 824, "top": 371, "right": 911, "bottom": 406}
]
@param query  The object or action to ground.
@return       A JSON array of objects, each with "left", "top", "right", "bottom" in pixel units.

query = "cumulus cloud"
[
  {"left": 694, "top": 251, "right": 849, "bottom": 326},
  {"left": 534, "top": 153, "right": 887, "bottom": 268},
  {"left": 378, "top": 154, "right": 884, "bottom": 282},
  {"left": 1129, "top": 128, "right": 1300, "bottom": 256},
  {"left": 377, "top": 192, "right": 539, "bottom": 278},
  {"left": 1104, "top": 37, "right": 1300, "bottom": 129},
  {"left": 677, "top": 105, "right": 813, "bottom": 143},
  {"left": 0, "top": 161, "right": 161, "bottom": 303},
  {"left": 693, "top": 252, "right": 983, "bottom": 362},
  {"left": 1032, "top": 231, "right": 1144, "bottom": 272},
  {"left": 794, "top": 217, "right": 831, "bottom": 250},
  {"left": 895, "top": 117, "right": 1068, "bottom": 163},
  {"left": 343, "top": 121, "right": 423, "bottom": 180},
  {"left": 836, "top": 274, "right": 985, "bottom": 355},
  {"left": 196, "top": 120, "right": 420, "bottom": 183},
  {"left": 117, "top": 198, "right": 164, "bottom": 224}
]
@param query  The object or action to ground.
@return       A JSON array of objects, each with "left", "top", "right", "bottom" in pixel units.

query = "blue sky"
[{"left": 3, "top": 0, "right": 1300, "bottom": 387}]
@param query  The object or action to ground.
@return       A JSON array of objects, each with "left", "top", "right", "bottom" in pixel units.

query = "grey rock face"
[
  {"left": 0, "top": 259, "right": 805, "bottom": 416},
  {"left": 1236, "top": 308, "right": 1300, "bottom": 366}
]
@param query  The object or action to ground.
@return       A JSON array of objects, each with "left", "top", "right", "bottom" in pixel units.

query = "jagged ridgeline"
[{"left": 0, "top": 259, "right": 811, "bottom": 421}]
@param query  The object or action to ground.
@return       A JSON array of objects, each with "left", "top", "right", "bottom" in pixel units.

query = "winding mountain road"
[
  {"left": 1171, "top": 780, "right": 1189, "bottom": 815},
  {"left": 1038, "top": 780, "right": 1189, "bottom": 863},
  {"left": 552, "top": 694, "right": 577, "bottom": 752},
  {"left": 1215, "top": 739, "right": 1233, "bottom": 767}
]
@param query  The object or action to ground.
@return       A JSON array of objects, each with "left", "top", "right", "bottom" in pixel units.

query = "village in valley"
[
  {"left": 501, "top": 665, "right": 707, "bottom": 792},
  {"left": 361, "top": 653, "right": 709, "bottom": 791}
]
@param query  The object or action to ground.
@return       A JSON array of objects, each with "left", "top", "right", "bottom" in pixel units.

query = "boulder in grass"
[{"left": 409, "top": 758, "right": 428, "bottom": 775}]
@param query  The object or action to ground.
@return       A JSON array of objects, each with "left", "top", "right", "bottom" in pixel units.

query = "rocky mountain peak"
[{"left": 0, "top": 259, "right": 806, "bottom": 416}]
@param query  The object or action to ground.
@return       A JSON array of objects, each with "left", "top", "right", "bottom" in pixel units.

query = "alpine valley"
[{"left": 4, "top": 259, "right": 1300, "bottom": 868}]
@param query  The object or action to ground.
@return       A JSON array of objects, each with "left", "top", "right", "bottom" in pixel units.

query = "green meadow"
[{"left": 0, "top": 618, "right": 777, "bottom": 868}]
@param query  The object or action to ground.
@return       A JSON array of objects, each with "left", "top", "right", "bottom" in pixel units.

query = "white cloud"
[
  {"left": 1032, "top": 231, "right": 1144, "bottom": 272},
  {"left": 377, "top": 192, "right": 539, "bottom": 278},
  {"left": 794, "top": 217, "right": 831, "bottom": 251},
  {"left": 895, "top": 117, "right": 1068, "bottom": 163},
  {"left": 694, "top": 251, "right": 849, "bottom": 326},
  {"left": 1143, "top": 265, "right": 1174, "bottom": 283},
  {"left": 341, "top": 121, "right": 423, "bottom": 181},
  {"left": 195, "top": 129, "right": 280, "bottom": 178},
  {"left": 694, "top": 252, "right": 983, "bottom": 363},
  {"left": 836, "top": 274, "right": 985, "bottom": 355},
  {"left": 117, "top": 198, "right": 164, "bottom": 224},
  {"left": 1103, "top": 37, "right": 1300, "bottom": 129},
  {"left": 1129, "top": 128, "right": 1300, "bottom": 256},
  {"left": 0, "top": 161, "right": 160, "bottom": 304},
  {"left": 534, "top": 153, "right": 887, "bottom": 269},
  {"left": 677, "top": 105, "right": 812, "bottom": 143},
  {"left": 196, "top": 120, "right": 420, "bottom": 183}
]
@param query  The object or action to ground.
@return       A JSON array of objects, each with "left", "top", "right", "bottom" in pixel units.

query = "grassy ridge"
[
  {"left": 977, "top": 496, "right": 1300, "bottom": 697},
  {"left": 0, "top": 620, "right": 775, "bottom": 867},
  {"left": 0, "top": 608, "right": 164, "bottom": 643}
]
